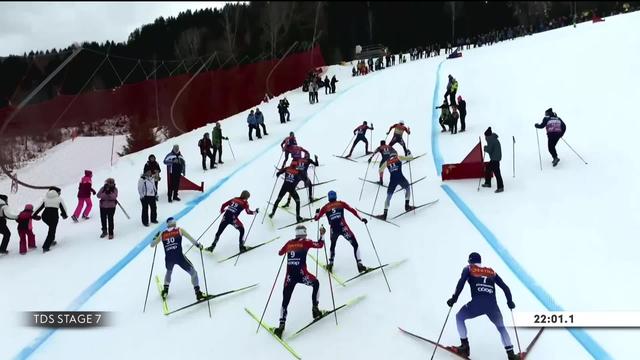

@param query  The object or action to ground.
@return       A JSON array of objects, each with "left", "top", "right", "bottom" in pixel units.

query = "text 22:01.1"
[{"left": 534, "top": 314, "right": 574, "bottom": 324}]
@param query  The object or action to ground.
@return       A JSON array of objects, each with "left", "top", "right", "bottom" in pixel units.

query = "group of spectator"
[
  {"left": 247, "top": 108, "right": 268, "bottom": 141},
  {"left": 437, "top": 75, "right": 467, "bottom": 135},
  {"left": 198, "top": 122, "right": 228, "bottom": 169}
]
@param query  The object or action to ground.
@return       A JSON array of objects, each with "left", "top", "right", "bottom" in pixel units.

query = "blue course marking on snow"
[
  {"left": 432, "top": 61, "right": 610, "bottom": 359},
  {"left": 15, "top": 68, "right": 389, "bottom": 360}
]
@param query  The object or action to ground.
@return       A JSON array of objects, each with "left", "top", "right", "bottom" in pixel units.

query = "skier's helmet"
[
  {"left": 328, "top": 190, "right": 337, "bottom": 202},
  {"left": 290, "top": 131, "right": 294, "bottom": 137},
  {"left": 240, "top": 190, "right": 250, "bottom": 199},
  {"left": 295, "top": 225, "right": 307, "bottom": 238},
  {"left": 468, "top": 252, "right": 481, "bottom": 264},
  {"left": 166, "top": 217, "right": 177, "bottom": 227},
  {"left": 363, "top": 121, "right": 367, "bottom": 125}
]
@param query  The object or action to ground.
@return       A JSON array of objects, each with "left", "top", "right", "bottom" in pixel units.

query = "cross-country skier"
[
  {"left": 346, "top": 121, "right": 374, "bottom": 158},
  {"left": 150, "top": 217, "right": 207, "bottom": 302},
  {"left": 269, "top": 164, "right": 303, "bottom": 222},
  {"left": 387, "top": 121, "right": 411, "bottom": 155},
  {"left": 446, "top": 252, "right": 519, "bottom": 360},
  {"left": 535, "top": 108, "right": 566, "bottom": 167},
  {"left": 280, "top": 132, "right": 297, "bottom": 167},
  {"left": 205, "top": 190, "right": 258, "bottom": 253},
  {"left": 283, "top": 154, "right": 319, "bottom": 207},
  {"left": 314, "top": 191, "right": 369, "bottom": 273},
  {"left": 368, "top": 140, "right": 398, "bottom": 185},
  {"left": 375, "top": 154, "right": 416, "bottom": 221},
  {"left": 273, "top": 224, "right": 326, "bottom": 338}
]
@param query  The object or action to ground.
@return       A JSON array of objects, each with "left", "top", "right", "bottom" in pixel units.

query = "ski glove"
[
  {"left": 255, "top": 208, "right": 260, "bottom": 214},
  {"left": 446, "top": 297, "right": 457, "bottom": 307},
  {"left": 507, "top": 300, "right": 516, "bottom": 309},
  {"left": 361, "top": 218, "right": 368, "bottom": 224},
  {"left": 32, "top": 215, "right": 41, "bottom": 221}
]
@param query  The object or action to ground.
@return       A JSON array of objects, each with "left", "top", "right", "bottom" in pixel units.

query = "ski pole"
[
  {"left": 234, "top": 210, "right": 258, "bottom": 267},
  {"left": 116, "top": 200, "right": 130, "bottom": 220},
  {"left": 256, "top": 255, "right": 286, "bottom": 333},
  {"left": 510, "top": 310, "right": 523, "bottom": 355},
  {"left": 358, "top": 158, "right": 372, "bottom": 201},
  {"left": 199, "top": 248, "right": 212, "bottom": 318},
  {"left": 340, "top": 134, "right": 356, "bottom": 157},
  {"left": 321, "top": 226, "right": 338, "bottom": 326},
  {"left": 261, "top": 176, "right": 280, "bottom": 224},
  {"left": 364, "top": 224, "right": 391, "bottom": 292},
  {"left": 370, "top": 178, "right": 382, "bottom": 218},
  {"left": 535, "top": 129, "right": 543, "bottom": 171},
  {"left": 226, "top": 138, "right": 236, "bottom": 161},
  {"left": 315, "top": 219, "right": 320, "bottom": 277},
  {"left": 561, "top": 138, "right": 588, "bottom": 164},
  {"left": 477, "top": 136, "right": 484, "bottom": 192},
  {"left": 185, "top": 212, "right": 223, "bottom": 254},
  {"left": 407, "top": 133, "right": 416, "bottom": 211},
  {"left": 142, "top": 243, "right": 158, "bottom": 313},
  {"left": 272, "top": 151, "right": 284, "bottom": 177},
  {"left": 512, "top": 136, "right": 516, "bottom": 178},
  {"left": 430, "top": 307, "right": 453, "bottom": 360}
]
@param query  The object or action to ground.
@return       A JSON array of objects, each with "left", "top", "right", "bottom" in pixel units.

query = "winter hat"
[
  {"left": 484, "top": 127, "right": 493, "bottom": 137},
  {"left": 204, "top": 133, "right": 210, "bottom": 138},
  {"left": 105, "top": 178, "right": 115, "bottom": 185},
  {"left": 148, "top": 154, "right": 156, "bottom": 161},
  {"left": 328, "top": 190, "right": 337, "bottom": 202},
  {"left": 545, "top": 108, "right": 554, "bottom": 116},
  {"left": 289, "top": 131, "right": 294, "bottom": 137},
  {"left": 468, "top": 252, "right": 481, "bottom": 264},
  {"left": 172, "top": 145, "right": 179, "bottom": 152},
  {"left": 295, "top": 225, "right": 307, "bottom": 238},
  {"left": 84, "top": 170, "right": 92, "bottom": 177},
  {"left": 24, "top": 204, "right": 33, "bottom": 211},
  {"left": 166, "top": 217, "right": 177, "bottom": 227}
]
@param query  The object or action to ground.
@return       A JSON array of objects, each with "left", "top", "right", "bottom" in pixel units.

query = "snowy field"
[{"left": 2, "top": 11, "right": 639, "bottom": 360}]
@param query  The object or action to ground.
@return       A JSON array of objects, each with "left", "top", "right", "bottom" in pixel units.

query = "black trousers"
[
  {"left": 168, "top": 173, "right": 181, "bottom": 200},
  {"left": 460, "top": 112, "right": 467, "bottom": 131},
  {"left": 547, "top": 134, "right": 561, "bottom": 159},
  {"left": 100, "top": 207, "right": 116, "bottom": 235},
  {"left": 141, "top": 196, "right": 157, "bottom": 225},
  {"left": 279, "top": 112, "right": 286, "bottom": 124},
  {"left": 212, "top": 144, "right": 222, "bottom": 162},
  {"left": 285, "top": 109, "right": 290, "bottom": 121},
  {"left": 42, "top": 209, "right": 59, "bottom": 250},
  {"left": 0, "top": 219, "right": 10, "bottom": 252},
  {"left": 201, "top": 150, "right": 214, "bottom": 169},
  {"left": 214, "top": 216, "right": 244, "bottom": 246},
  {"left": 272, "top": 185, "right": 300, "bottom": 217},
  {"left": 259, "top": 123, "right": 268, "bottom": 135},
  {"left": 248, "top": 124, "right": 261, "bottom": 140},
  {"left": 484, "top": 160, "right": 504, "bottom": 189},
  {"left": 349, "top": 135, "right": 369, "bottom": 155}
]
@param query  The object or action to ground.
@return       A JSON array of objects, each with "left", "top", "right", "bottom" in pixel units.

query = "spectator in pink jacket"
[
  {"left": 97, "top": 178, "right": 118, "bottom": 239},
  {"left": 71, "top": 170, "right": 96, "bottom": 222},
  {"left": 17, "top": 204, "right": 39, "bottom": 254}
]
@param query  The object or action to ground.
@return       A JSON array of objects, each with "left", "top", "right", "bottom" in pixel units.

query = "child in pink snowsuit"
[
  {"left": 17, "top": 204, "right": 38, "bottom": 254},
  {"left": 72, "top": 170, "right": 96, "bottom": 222}
]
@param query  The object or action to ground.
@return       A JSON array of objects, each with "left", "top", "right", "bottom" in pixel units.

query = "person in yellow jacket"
[{"left": 444, "top": 74, "right": 459, "bottom": 106}]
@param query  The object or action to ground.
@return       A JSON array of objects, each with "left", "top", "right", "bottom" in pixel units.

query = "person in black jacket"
[
  {"left": 33, "top": 187, "right": 68, "bottom": 252},
  {"left": 535, "top": 108, "right": 567, "bottom": 167},
  {"left": 324, "top": 76, "right": 330, "bottom": 95},
  {"left": 0, "top": 194, "right": 18, "bottom": 254},
  {"left": 330, "top": 75, "right": 338, "bottom": 94},
  {"left": 457, "top": 96, "right": 467, "bottom": 132},
  {"left": 163, "top": 145, "right": 186, "bottom": 202},
  {"left": 282, "top": 97, "right": 290, "bottom": 122},
  {"left": 144, "top": 154, "right": 161, "bottom": 192},
  {"left": 278, "top": 100, "right": 287, "bottom": 124},
  {"left": 481, "top": 127, "right": 504, "bottom": 193},
  {"left": 198, "top": 133, "right": 215, "bottom": 170}
]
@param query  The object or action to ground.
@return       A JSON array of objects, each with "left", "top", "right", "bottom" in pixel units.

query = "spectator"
[
  {"left": 457, "top": 96, "right": 467, "bottom": 132},
  {"left": 330, "top": 75, "right": 338, "bottom": 94},
  {"left": 256, "top": 108, "right": 268, "bottom": 136},
  {"left": 163, "top": 145, "right": 185, "bottom": 202},
  {"left": 278, "top": 100, "right": 287, "bottom": 124},
  {"left": 247, "top": 109, "right": 261, "bottom": 140},
  {"left": 71, "top": 170, "right": 96, "bottom": 222},
  {"left": 17, "top": 204, "right": 38, "bottom": 254},
  {"left": 444, "top": 74, "right": 458, "bottom": 106},
  {"left": 97, "top": 178, "right": 118, "bottom": 239},
  {"left": 482, "top": 127, "right": 504, "bottom": 193},
  {"left": 309, "top": 79, "right": 319, "bottom": 104},
  {"left": 450, "top": 105, "right": 460, "bottom": 134},
  {"left": 198, "top": 133, "right": 215, "bottom": 170},
  {"left": 138, "top": 170, "right": 158, "bottom": 227},
  {"left": 33, "top": 187, "right": 68, "bottom": 252},
  {"left": 324, "top": 76, "right": 330, "bottom": 94},
  {"left": 282, "top": 97, "right": 291, "bottom": 122},
  {"left": 436, "top": 100, "right": 451, "bottom": 133},
  {"left": 352, "top": 66, "right": 357, "bottom": 77},
  {"left": 144, "top": 154, "right": 161, "bottom": 191},
  {"left": 211, "top": 122, "right": 228, "bottom": 164},
  {"left": 0, "top": 194, "right": 18, "bottom": 254}
]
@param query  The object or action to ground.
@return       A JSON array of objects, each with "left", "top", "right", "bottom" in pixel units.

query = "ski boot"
[
  {"left": 506, "top": 348, "right": 520, "bottom": 360},
  {"left": 357, "top": 262, "right": 369, "bottom": 274},
  {"left": 495, "top": 188, "right": 504, "bottom": 193},
  {"left": 100, "top": 231, "right": 107, "bottom": 238},
  {"left": 273, "top": 322, "right": 285, "bottom": 339},
  {"left": 374, "top": 209, "right": 388, "bottom": 221},
  {"left": 283, "top": 199, "right": 291, "bottom": 208},
  {"left": 377, "top": 179, "right": 383, "bottom": 186},
  {"left": 239, "top": 244, "right": 248, "bottom": 253},
  {"left": 161, "top": 285, "right": 169, "bottom": 300},
  {"left": 552, "top": 157, "right": 560, "bottom": 167},
  {"left": 451, "top": 338, "right": 470, "bottom": 357},
  {"left": 268, "top": 211, "right": 275, "bottom": 219},
  {"left": 296, "top": 216, "right": 304, "bottom": 223},
  {"left": 205, "top": 241, "right": 217, "bottom": 253},
  {"left": 481, "top": 182, "right": 491, "bottom": 188},
  {"left": 406, "top": 149, "right": 412, "bottom": 156},
  {"left": 312, "top": 305, "right": 323, "bottom": 319},
  {"left": 71, "top": 215, "right": 78, "bottom": 223},
  {"left": 195, "top": 286, "right": 207, "bottom": 301},
  {"left": 326, "top": 263, "right": 333, "bottom": 273},
  {"left": 405, "top": 200, "right": 416, "bottom": 212}
]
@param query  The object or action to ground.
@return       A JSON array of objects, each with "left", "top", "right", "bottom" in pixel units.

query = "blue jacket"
[
  {"left": 255, "top": 111, "right": 264, "bottom": 124},
  {"left": 247, "top": 113, "right": 257, "bottom": 125}
]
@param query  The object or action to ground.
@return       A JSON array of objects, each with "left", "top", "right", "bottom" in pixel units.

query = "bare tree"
[
  {"left": 222, "top": 4, "right": 241, "bottom": 64},
  {"left": 262, "top": 2, "right": 297, "bottom": 59},
  {"left": 174, "top": 28, "right": 203, "bottom": 60}
]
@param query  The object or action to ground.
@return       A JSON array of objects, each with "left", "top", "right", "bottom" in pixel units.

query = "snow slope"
[{"left": 3, "top": 11, "right": 640, "bottom": 360}]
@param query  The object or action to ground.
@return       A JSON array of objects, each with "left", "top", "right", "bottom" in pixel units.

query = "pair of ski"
[
  {"left": 359, "top": 176, "right": 427, "bottom": 192},
  {"left": 398, "top": 327, "right": 544, "bottom": 359},
  {"left": 203, "top": 236, "right": 281, "bottom": 263},
  {"left": 356, "top": 199, "right": 439, "bottom": 227},
  {"left": 296, "top": 179, "right": 336, "bottom": 190},
  {"left": 245, "top": 295, "right": 366, "bottom": 360},
  {"left": 154, "top": 275, "right": 257, "bottom": 316},
  {"left": 309, "top": 253, "right": 408, "bottom": 287},
  {"left": 368, "top": 152, "right": 426, "bottom": 164}
]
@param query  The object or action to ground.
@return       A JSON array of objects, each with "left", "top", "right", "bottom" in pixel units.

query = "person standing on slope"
[
  {"left": 481, "top": 127, "right": 504, "bottom": 193},
  {"left": 273, "top": 224, "right": 326, "bottom": 338},
  {"left": 284, "top": 154, "right": 319, "bottom": 207},
  {"left": 0, "top": 194, "right": 18, "bottom": 254},
  {"left": 269, "top": 164, "right": 304, "bottom": 222},
  {"left": 444, "top": 74, "right": 458, "bottom": 106},
  {"left": 255, "top": 108, "right": 268, "bottom": 136},
  {"left": 205, "top": 190, "right": 258, "bottom": 253},
  {"left": 314, "top": 191, "right": 369, "bottom": 273},
  {"left": 457, "top": 96, "right": 467, "bottom": 132},
  {"left": 33, "top": 187, "right": 68, "bottom": 253},
  {"left": 211, "top": 122, "right": 229, "bottom": 165},
  {"left": 97, "top": 178, "right": 118, "bottom": 239},
  {"left": 144, "top": 154, "right": 161, "bottom": 192},
  {"left": 368, "top": 140, "right": 398, "bottom": 185},
  {"left": 17, "top": 204, "right": 39, "bottom": 254},
  {"left": 164, "top": 145, "right": 186, "bottom": 202},
  {"left": 375, "top": 154, "right": 416, "bottom": 221},
  {"left": 346, "top": 121, "right": 374, "bottom": 158},
  {"left": 535, "top": 108, "right": 566, "bottom": 167},
  {"left": 138, "top": 170, "right": 158, "bottom": 227},
  {"left": 387, "top": 121, "right": 411, "bottom": 155},
  {"left": 446, "top": 252, "right": 519, "bottom": 360},
  {"left": 71, "top": 170, "right": 96, "bottom": 222},
  {"left": 150, "top": 217, "right": 207, "bottom": 302},
  {"left": 198, "top": 133, "right": 216, "bottom": 171},
  {"left": 280, "top": 132, "right": 297, "bottom": 167}
]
